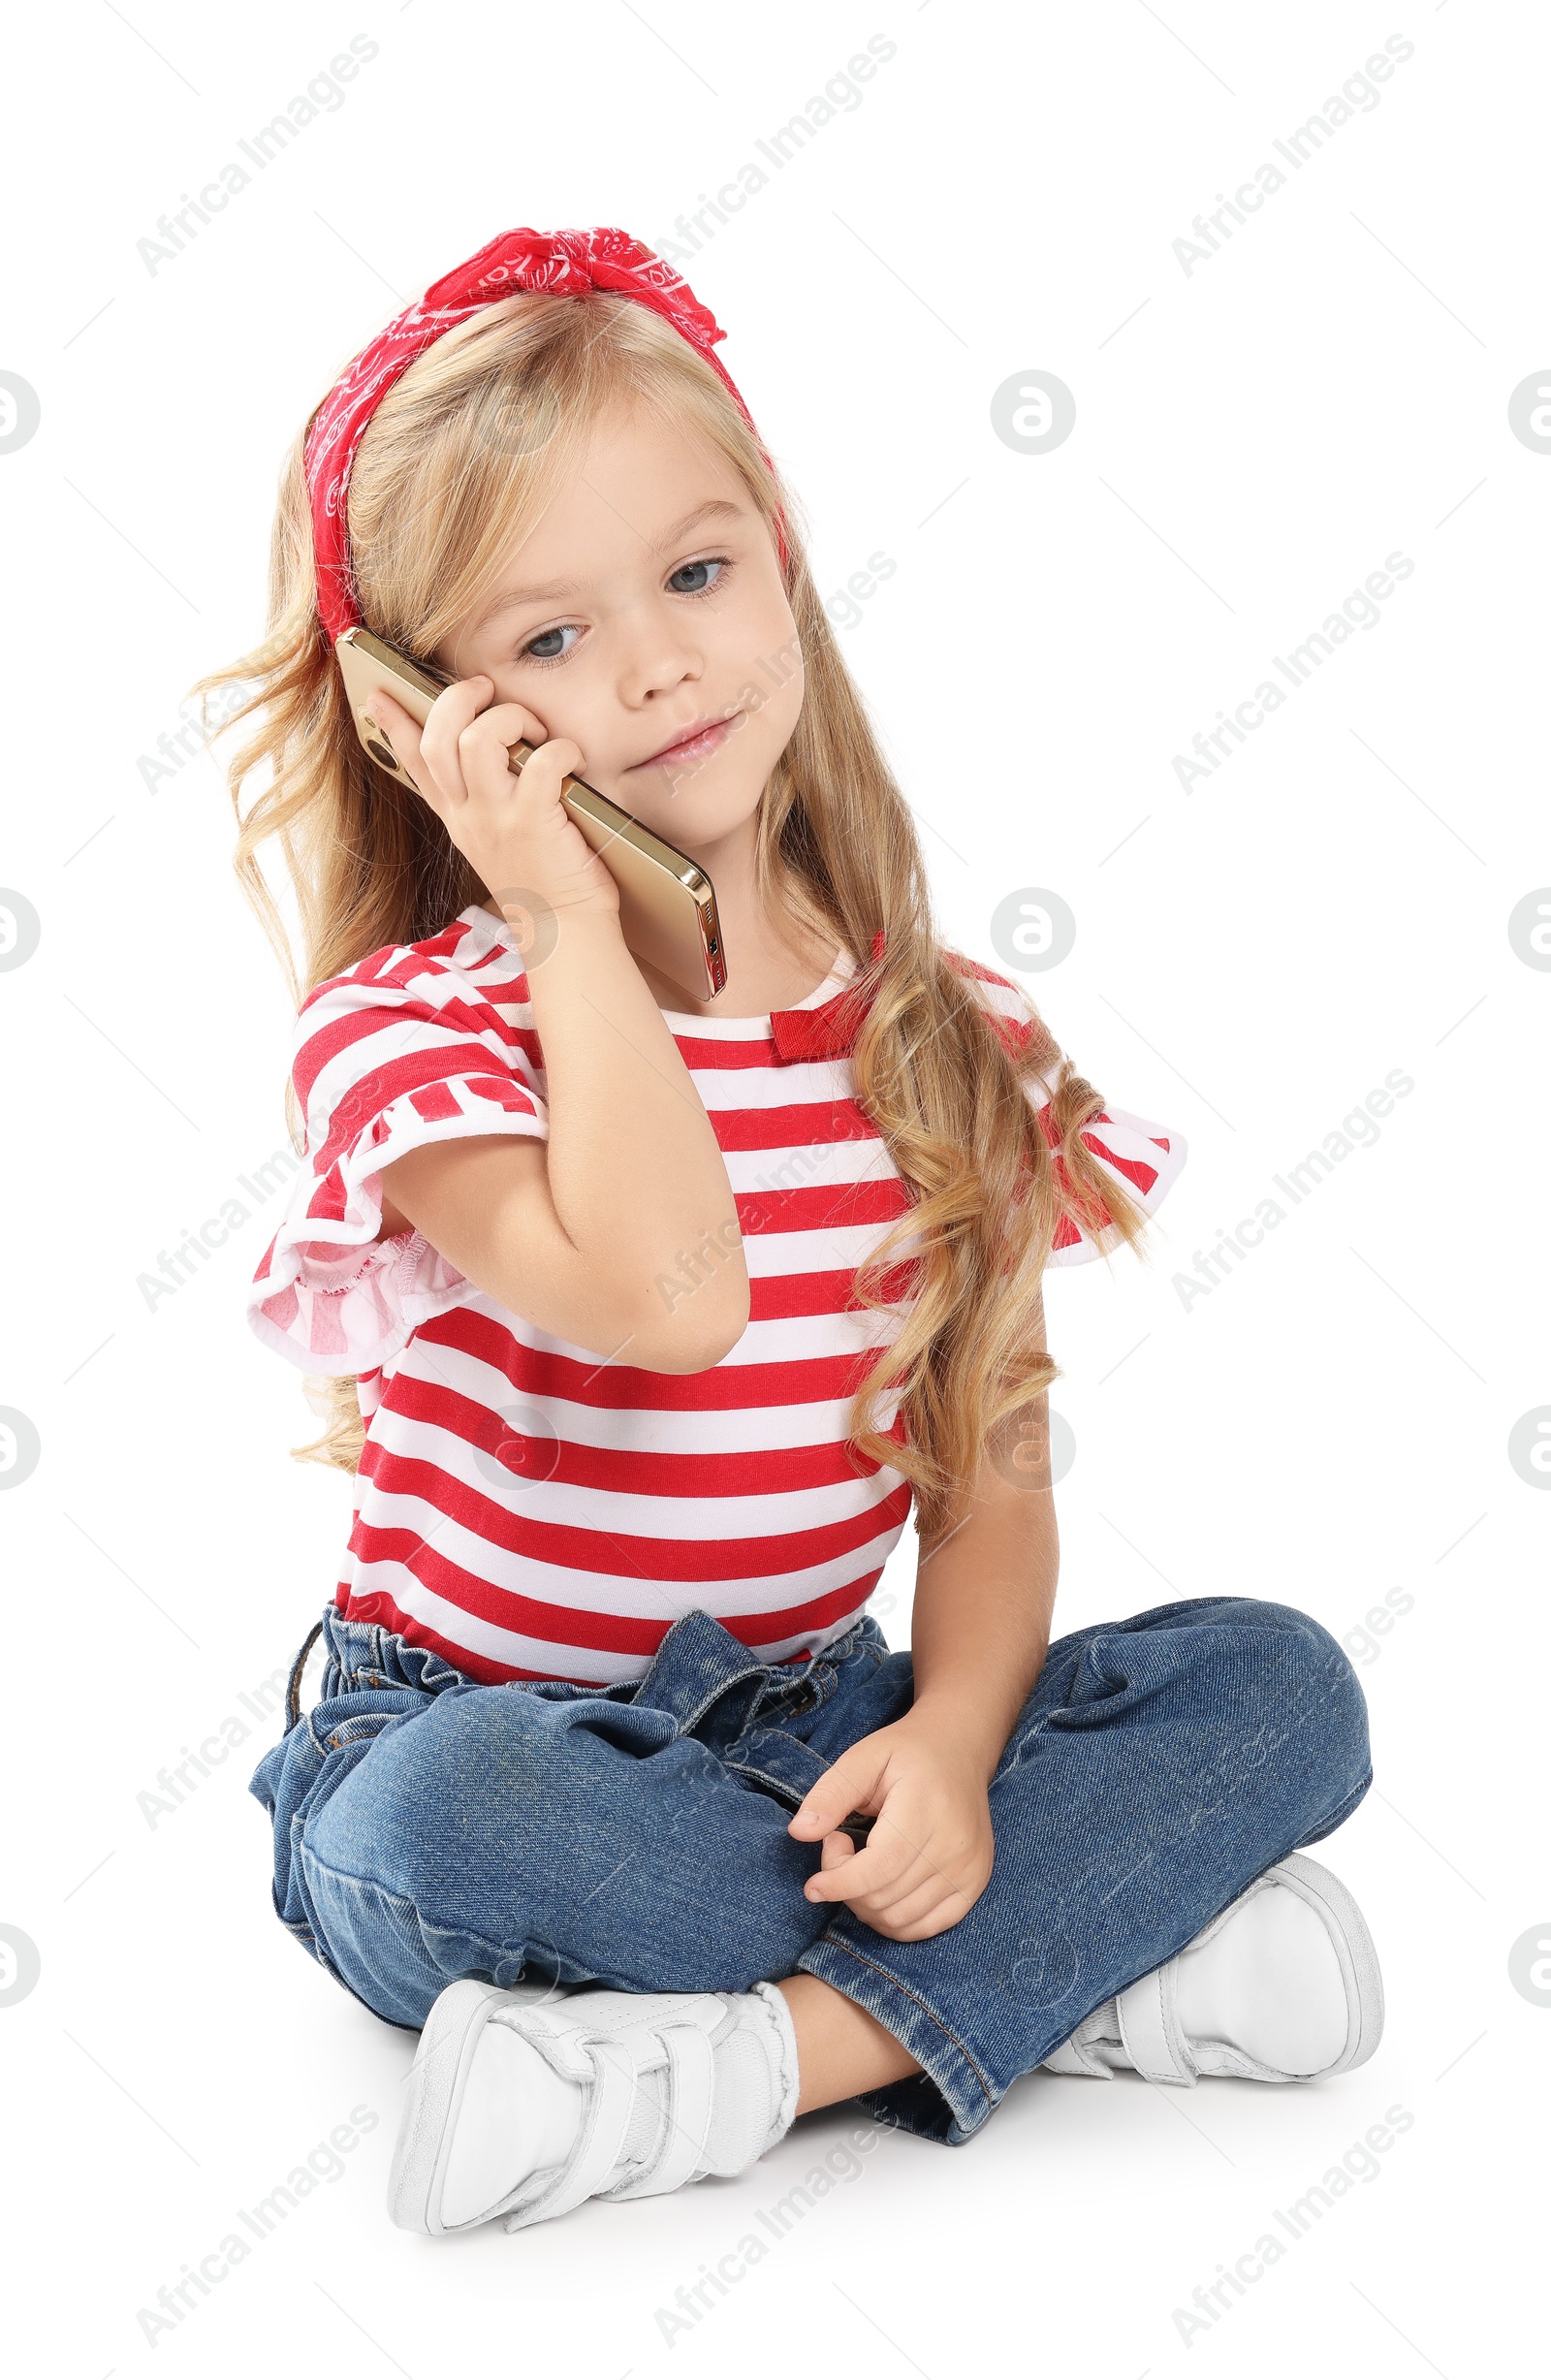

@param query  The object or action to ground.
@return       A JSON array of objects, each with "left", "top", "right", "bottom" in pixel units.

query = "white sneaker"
[
  {"left": 388, "top": 1977, "right": 800, "bottom": 2235},
  {"left": 1042, "top": 1854, "right": 1383, "bottom": 2087}
]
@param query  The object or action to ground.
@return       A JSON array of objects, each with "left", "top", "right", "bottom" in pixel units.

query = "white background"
[{"left": 1, "top": 2, "right": 1544, "bottom": 2373}]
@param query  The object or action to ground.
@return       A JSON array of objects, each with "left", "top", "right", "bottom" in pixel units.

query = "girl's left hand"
[{"left": 787, "top": 1715, "right": 996, "bottom": 1941}]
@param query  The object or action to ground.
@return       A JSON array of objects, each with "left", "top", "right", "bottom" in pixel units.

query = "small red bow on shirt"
[
  {"left": 768, "top": 934, "right": 1036, "bottom": 1066},
  {"left": 769, "top": 933, "right": 885, "bottom": 1063}
]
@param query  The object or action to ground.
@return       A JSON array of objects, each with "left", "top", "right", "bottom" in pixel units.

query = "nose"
[{"left": 616, "top": 593, "right": 705, "bottom": 711}]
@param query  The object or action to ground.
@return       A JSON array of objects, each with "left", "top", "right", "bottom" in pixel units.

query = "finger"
[
  {"left": 835, "top": 1815, "right": 945, "bottom": 1906},
  {"left": 788, "top": 1747, "right": 887, "bottom": 1843},
  {"left": 796, "top": 1833, "right": 855, "bottom": 1902},
  {"left": 870, "top": 1893, "right": 970, "bottom": 1943},
  {"left": 802, "top": 1826, "right": 922, "bottom": 1907},
  {"left": 494, "top": 731, "right": 586, "bottom": 811},
  {"left": 866, "top": 1796, "right": 987, "bottom": 1908},
  {"left": 416, "top": 674, "right": 505, "bottom": 796},
  {"left": 838, "top": 1855, "right": 943, "bottom": 1922},
  {"left": 857, "top": 1871, "right": 967, "bottom": 1934},
  {"left": 818, "top": 1805, "right": 977, "bottom": 1918},
  {"left": 456, "top": 698, "right": 558, "bottom": 775},
  {"left": 362, "top": 687, "right": 433, "bottom": 802}
]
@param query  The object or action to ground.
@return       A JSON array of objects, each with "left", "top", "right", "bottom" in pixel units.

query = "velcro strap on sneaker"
[
  {"left": 511, "top": 1992, "right": 721, "bottom": 2065},
  {"left": 506, "top": 2005, "right": 603, "bottom": 2083},
  {"left": 504, "top": 2033, "right": 642, "bottom": 2230},
  {"left": 603, "top": 2022, "right": 715, "bottom": 2201},
  {"left": 1041, "top": 2026, "right": 1115, "bottom": 2079},
  {"left": 1116, "top": 1965, "right": 1196, "bottom": 2086}
]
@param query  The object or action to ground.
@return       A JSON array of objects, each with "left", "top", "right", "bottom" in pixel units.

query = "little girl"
[{"left": 210, "top": 226, "right": 1381, "bottom": 2238}]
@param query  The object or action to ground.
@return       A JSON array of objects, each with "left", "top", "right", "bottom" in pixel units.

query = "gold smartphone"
[{"left": 335, "top": 627, "right": 727, "bottom": 1002}]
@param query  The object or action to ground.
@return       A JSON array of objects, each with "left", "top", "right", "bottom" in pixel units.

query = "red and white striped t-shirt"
[{"left": 248, "top": 904, "right": 1185, "bottom": 1685}]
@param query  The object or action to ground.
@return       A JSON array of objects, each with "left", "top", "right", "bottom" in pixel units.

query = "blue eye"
[
  {"left": 522, "top": 623, "right": 581, "bottom": 663},
  {"left": 667, "top": 557, "right": 726, "bottom": 595}
]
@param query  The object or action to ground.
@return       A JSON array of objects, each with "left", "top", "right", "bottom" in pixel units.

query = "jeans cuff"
[{"left": 795, "top": 1934, "right": 997, "bottom": 2145}]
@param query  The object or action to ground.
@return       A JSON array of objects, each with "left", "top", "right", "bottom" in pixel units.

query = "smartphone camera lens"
[{"left": 365, "top": 739, "right": 400, "bottom": 772}]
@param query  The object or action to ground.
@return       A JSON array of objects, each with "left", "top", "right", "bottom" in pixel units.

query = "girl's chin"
[{"left": 615, "top": 771, "right": 766, "bottom": 846}]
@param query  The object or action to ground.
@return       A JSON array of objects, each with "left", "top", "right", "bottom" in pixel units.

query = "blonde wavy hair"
[{"left": 194, "top": 289, "right": 1151, "bottom": 1545}]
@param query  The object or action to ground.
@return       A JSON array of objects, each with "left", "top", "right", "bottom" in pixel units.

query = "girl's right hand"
[{"left": 364, "top": 675, "right": 621, "bottom": 924}]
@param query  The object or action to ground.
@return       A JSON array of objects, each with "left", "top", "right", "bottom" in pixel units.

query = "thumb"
[{"left": 788, "top": 1743, "right": 884, "bottom": 1841}]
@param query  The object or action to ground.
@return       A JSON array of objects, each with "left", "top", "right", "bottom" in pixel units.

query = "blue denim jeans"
[{"left": 250, "top": 1595, "right": 1371, "bottom": 2144}]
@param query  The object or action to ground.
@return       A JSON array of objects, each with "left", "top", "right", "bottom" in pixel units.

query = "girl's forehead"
[
  {"left": 570, "top": 401, "right": 744, "bottom": 502},
  {"left": 480, "top": 415, "right": 754, "bottom": 580}
]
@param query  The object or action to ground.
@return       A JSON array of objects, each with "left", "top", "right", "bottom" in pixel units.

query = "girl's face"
[{"left": 434, "top": 403, "right": 805, "bottom": 854}]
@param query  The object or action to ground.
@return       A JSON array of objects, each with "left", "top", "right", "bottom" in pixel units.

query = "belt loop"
[
  {"left": 285, "top": 1619, "right": 325, "bottom": 1729},
  {"left": 630, "top": 1610, "right": 775, "bottom": 1738}
]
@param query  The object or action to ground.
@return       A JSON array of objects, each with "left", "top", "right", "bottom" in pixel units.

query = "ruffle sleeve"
[
  {"left": 955, "top": 953, "right": 1187, "bottom": 1266},
  {"left": 1037, "top": 1098, "right": 1187, "bottom": 1266},
  {"left": 247, "top": 960, "right": 548, "bottom": 1376}
]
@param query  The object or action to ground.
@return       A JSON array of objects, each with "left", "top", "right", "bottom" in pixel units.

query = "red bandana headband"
[{"left": 304, "top": 224, "right": 782, "bottom": 643}]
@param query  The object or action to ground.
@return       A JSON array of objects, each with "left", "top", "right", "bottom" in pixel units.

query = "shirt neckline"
[
  {"left": 657, "top": 946, "right": 857, "bottom": 1028},
  {"left": 463, "top": 904, "right": 856, "bottom": 1031}
]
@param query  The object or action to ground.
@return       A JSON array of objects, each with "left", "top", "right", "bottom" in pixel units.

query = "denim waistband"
[{"left": 293, "top": 1600, "right": 886, "bottom": 1738}]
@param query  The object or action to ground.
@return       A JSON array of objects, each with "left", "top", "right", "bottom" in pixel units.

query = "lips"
[{"left": 633, "top": 714, "right": 737, "bottom": 772}]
